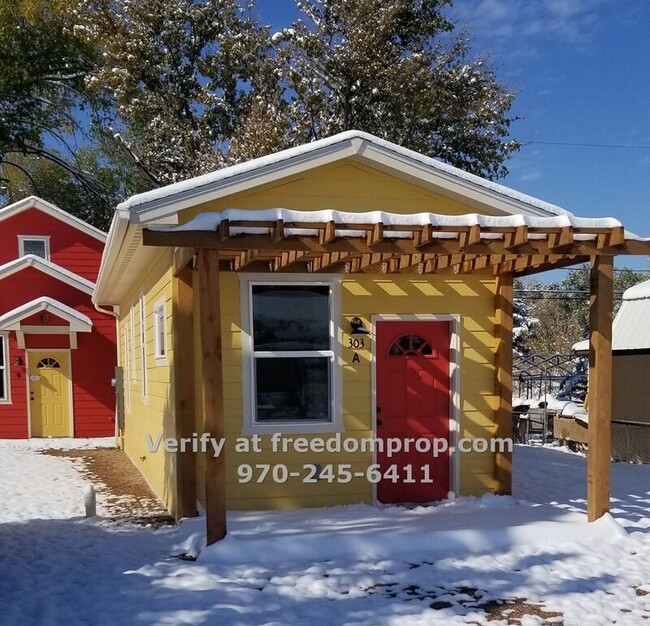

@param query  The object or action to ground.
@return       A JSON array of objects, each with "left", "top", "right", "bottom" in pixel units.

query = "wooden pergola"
[{"left": 143, "top": 210, "right": 650, "bottom": 544}]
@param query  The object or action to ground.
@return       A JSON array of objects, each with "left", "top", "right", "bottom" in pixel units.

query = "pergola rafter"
[
  {"left": 144, "top": 212, "right": 649, "bottom": 279},
  {"left": 143, "top": 208, "right": 650, "bottom": 544}
]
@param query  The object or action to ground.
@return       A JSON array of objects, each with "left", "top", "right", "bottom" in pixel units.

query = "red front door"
[{"left": 376, "top": 320, "right": 451, "bottom": 503}]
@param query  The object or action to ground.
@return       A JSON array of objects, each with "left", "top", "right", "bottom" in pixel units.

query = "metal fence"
[{"left": 513, "top": 353, "right": 587, "bottom": 401}]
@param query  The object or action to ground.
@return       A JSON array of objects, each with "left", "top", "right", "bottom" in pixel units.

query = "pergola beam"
[{"left": 143, "top": 227, "right": 649, "bottom": 258}]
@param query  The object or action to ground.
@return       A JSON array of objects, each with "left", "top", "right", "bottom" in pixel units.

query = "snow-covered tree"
[
  {"left": 512, "top": 289, "right": 538, "bottom": 356},
  {"left": 73, "top": 0, "right": 267, "bottom": 184},
  {"left": 259, "top": 0, "right": 520, "bottom": 179}
]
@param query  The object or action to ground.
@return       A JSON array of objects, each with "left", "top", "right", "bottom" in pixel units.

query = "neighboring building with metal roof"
[{"left": 570, "top": 278, "right": 650, "bottom": 462}]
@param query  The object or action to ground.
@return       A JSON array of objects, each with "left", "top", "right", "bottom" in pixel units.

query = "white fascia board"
[
  {"left": 125, "top": 131, "right": 574, "bottom": 224},
  {"left": 0, "top": 296, "right": 93, "bottom": 332},
  {"left": 131, "top": 139, "right": 360, "bottom": 225},
  {"left": 0, "top": 196, "right": 107, "bottom": 241},
  {"left": 0, "top": 255, "right": 95, "bottom": 295},
  {"left": 93, "top": 209, "right": 133, "bottom": 305},
  {"left": 354, "top": 143, "right": 570, "bottom": 218}
]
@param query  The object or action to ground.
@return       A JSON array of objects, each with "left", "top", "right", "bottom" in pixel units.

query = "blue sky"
[{"left": 257, "top": 0, "right": 650, "bottom": 273}]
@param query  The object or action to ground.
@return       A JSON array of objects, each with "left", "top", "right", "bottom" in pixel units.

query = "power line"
[{"left": 530, "top": 140, "right": 650, "bottom": 150}]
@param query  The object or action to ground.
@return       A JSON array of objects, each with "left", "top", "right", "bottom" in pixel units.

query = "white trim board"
[
  {"left": 0, "top": 255, "right": 95, "bottom": 295},
  {"left": 0, "top": 196, "right": 106, "bottom": 241}
]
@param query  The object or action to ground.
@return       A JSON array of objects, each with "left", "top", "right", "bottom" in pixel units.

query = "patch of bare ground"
[
  {"left": 366, "top": 583, "right": 563, "bottom": 624},
  {"left": 43, "top": 448, "right": 174, "bottom": 527}
]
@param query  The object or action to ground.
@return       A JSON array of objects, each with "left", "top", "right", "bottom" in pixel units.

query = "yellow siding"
[
  {"left": 180, "top": 160, "right": 493, "bottom": 224},
  {"left": 116, "top": 249, "right": 176, "bottom": 512},
  {"left": 213, "top": 273, "right": 499, "bottom": 510},
  {"left": 118, "top": 158, "right": 508, "bottom": 512}
]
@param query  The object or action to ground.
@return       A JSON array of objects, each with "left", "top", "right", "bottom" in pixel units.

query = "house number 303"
[{"left": 348, "top": 337, "right": 365, "bottom": 349}]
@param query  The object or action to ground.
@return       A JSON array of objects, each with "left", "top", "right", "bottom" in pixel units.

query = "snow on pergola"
[{"left": 142, "top": 207, "right": 650, "bottom": 544}]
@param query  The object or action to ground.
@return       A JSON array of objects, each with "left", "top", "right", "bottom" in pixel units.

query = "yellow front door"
[{"left": 28, "top": 352, "right": 72, "bottom": 437}]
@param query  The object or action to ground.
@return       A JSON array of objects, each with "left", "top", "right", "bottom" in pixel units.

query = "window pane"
[
  {"left": 0, "top": 337, "right": 4, "bottom": 367},
  {"left": 23, "top": 239, "right": 47, "bottom": 258},
  {"left": 255, "top": 357, "right": 330, "bottom": 422},
  {"left": 252, "top": 285, "right": 330, "bottom": 351}
]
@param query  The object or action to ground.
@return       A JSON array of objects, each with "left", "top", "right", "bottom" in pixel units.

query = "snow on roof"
[
  {"left": 622, "top": 278, "right": 650, "bottom": 300},
  {"left": 119, "top": 130, "right": 574, "bottom": 218},
  {"left": 0, "top": 296, "right": 93, "bottom": 331},
  {"left": 573, "top": 279, "right": 650, "bottom": 352},
  {"left": 156, "top": 207, "right": 623, "bottom": 233}
]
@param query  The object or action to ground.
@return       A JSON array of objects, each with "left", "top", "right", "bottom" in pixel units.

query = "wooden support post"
[
  {"left": 494, "top": 272, "right": 513, "bottom": 494},
  {"left": 172, "top": 266, "right": 197, "bottom": 520},
  {"left": 197, "top": 249, "right": 227, "bottom": 544},
  {"left": 588, "top": 255, "right": 613, "bottom": 522}
]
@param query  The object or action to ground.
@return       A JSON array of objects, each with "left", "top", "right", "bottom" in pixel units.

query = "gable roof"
[
  {"left": 121, "top": 131, "right": 571, "bottom": 225},
  {"left": 0, "top": 296, "right": 93, "bottom": 332},
  {"left": 0, "top": 255, "right": 95, "bottom": 296},
  {"left": 0, "top": 196, "right": 107, "bottom": 242}
]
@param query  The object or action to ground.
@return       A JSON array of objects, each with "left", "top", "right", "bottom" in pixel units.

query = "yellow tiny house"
[{"left": 93, "top": 131, "right": 650, "bottom": 543}]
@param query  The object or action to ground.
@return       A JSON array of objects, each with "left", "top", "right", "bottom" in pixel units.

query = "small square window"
[{"left": 19, "top": 236, "right": 49, "bottom": 260}]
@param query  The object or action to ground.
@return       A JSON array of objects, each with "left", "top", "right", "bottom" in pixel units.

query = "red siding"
[
  {"left": 0, "top": 207, "right": 104, "bottom": 281},
  {"left": 0, "top": 204, "right": 116, "bottom": 438}
]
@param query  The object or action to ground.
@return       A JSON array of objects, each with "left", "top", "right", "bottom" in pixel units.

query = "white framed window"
[
  {"left": 0, "top": 334, "right": 10, "bottom": 403},
  {"left": 153, "top": 299, "right": 167, "bottom": 364},
  {"left": 241, "top": 275, "right": 342, "bottom": 434},
  {"left": 18, "top": 236, "right": 50, "bottom": 260},
  {"left": 139, "top": 293, "right": 148, "bottom": 399},
  {"left": 130, "top": 306, "right": 136, "bottom": 383}
]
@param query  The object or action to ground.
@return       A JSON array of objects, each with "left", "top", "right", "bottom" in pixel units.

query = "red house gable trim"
[
  {"left": 0, "top": 196, "right": 106, "bottom": 242},
  {"left": 0, "top": 297, "right": 93, "bottom": 332},
  {"left": 0, "top": 255, "right": 95, "bottom": 295}
]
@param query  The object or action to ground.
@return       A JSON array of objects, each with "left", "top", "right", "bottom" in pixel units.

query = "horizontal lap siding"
[
  {"left": 181, "top": 161, "right": 483, "bottom": 221},
  {"left": 0, "top": 270, "right": 116, "bottom": 438},
  {"left": 0, "top": 207, "right": 104, "bottom": 281},
  {"left": 0, "top": 334, "right": 28, "bottom": 437},
  {"left": 213, "top": 273, "right": 498, "bottom": 510},
  {"left": 118, "top": 250, "right": 175, "bottom": 511}
]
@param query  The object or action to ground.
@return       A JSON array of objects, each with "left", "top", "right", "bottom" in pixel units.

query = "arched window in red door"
[{"left": 388, "top": 334, "right": 436, "bottom": 357}]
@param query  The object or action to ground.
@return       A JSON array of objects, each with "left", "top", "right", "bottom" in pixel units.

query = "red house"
[{"left": 0, "top": 196, "right": 116, "bottom": 438}]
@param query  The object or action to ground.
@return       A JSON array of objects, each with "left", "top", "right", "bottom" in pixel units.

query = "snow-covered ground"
[{"left": 0, "top": 440, "right": 648, "bottom": 625}]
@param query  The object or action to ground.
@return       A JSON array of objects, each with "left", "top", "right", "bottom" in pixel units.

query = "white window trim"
[
  {"left": 139, "top": 293, "right": 148, "bottom": 400},
  {"left": 153, "top": 299, "right": 168, "bottom": 365},
  {"left": 240, "top": 273, "right": 342, "bottom": 435},
  {"left": 18, "top": 235, "right": 50, "bottom": 261},
  {"left": 129, "top": 306, "right": 136, "bottom": 383},
  {"left": 0, "top": 333, "right": 10, "bottom": 404}
]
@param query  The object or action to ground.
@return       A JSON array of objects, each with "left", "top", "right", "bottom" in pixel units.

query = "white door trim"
[
  {"left": 370, "top": 314, "right": 461, "bottom": 504},
  {"left": 25, "top": 349, "right": 74, "bottom": 438}
]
